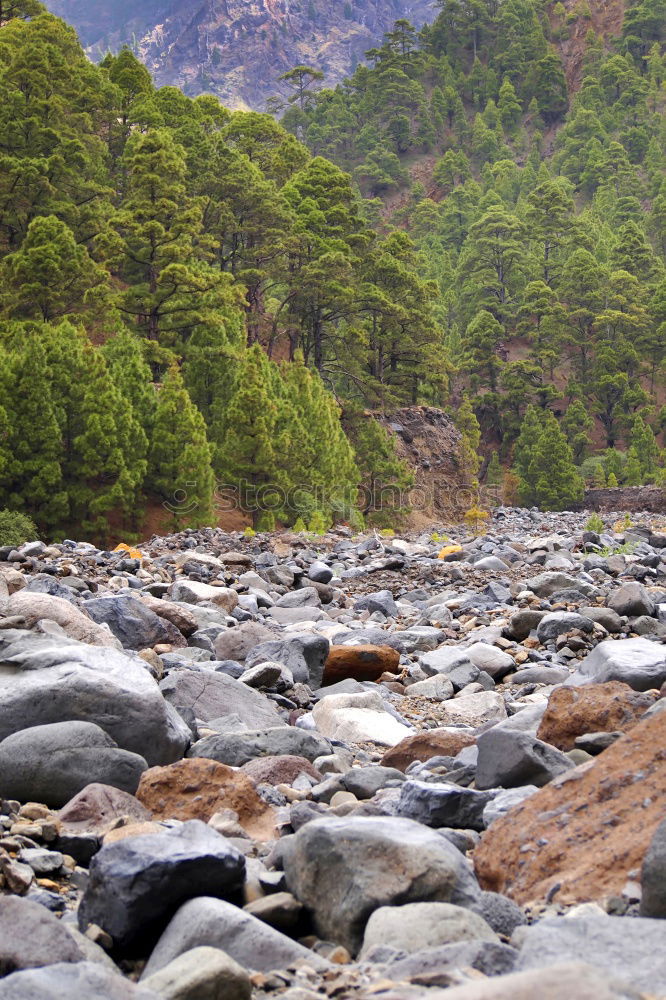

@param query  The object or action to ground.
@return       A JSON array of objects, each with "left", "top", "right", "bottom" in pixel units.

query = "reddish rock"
[
  {"left": 57, "top": 783, "right": 151, "bottom": 835},
  {"left": 473, "top": 711, "right": 666, "bottom": 905},
  {"left": 322, "top": 645, "right": 400, "bottom": 686},
  {"left": 380, "top": 727, "right": 476, "bottom": 772},
  {"left": 136, "top": 758, "right": 277, "bottom": 840},
  {"left": 536, "top": 681, "right": 657, "bottom": 750},
  {"left": 240, "top": 755, "right": 322, "bottom": 785}
]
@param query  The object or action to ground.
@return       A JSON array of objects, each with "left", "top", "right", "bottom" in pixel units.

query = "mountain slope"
[{"left": 45, "top": 0, "right": 438, "bottom": 109}]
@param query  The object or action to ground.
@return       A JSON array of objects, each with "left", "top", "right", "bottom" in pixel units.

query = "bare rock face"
[
  {"left": 321, "top": 644, "right": 400, "bottom": 686},
  {"left": 381, "top": 728, "right": 476, "bottom": 772},
  {"left": 473, "top": 712, "right": 666, "bottom": 906},
  {"left": 46, "top": 0, "right": 438, "bottom": 110},
  {"left": 536, "top": 682, "right": 657, "bottom": 750},
  {"left": 136, "top": 758, "right": 277, "bottom": 840}
]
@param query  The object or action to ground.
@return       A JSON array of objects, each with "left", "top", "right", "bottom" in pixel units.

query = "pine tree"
[
  {"left": 528, "top": 411, "right": 584, "bottom": 510},
  {"left": 455, "top": 395, "right": 482, "bottom": 483},
  {"left": 561, "top": 399, "right": 594, "bottom": 463},
  {"left": 216, "top": 344, "right": 281, "bottom": 525},
  {"left": 0, "top": 333, "right": 68, "bottom": 533},
  {"left": 0, "top": 215, "right": 109, "bottom": 323},
  {"left": 630, "top": 412, "right": 659, "bottom": 481},
  {"left": 69, "top": 345, "right": 147, "bottom": 539},
  {"left": 148, "top": 365, "right": 215, "bottom": 528},
  {"left": 623, "top": 447, "right": 642, "bottom": 486},
  {"left": 486, "top": 450, "right": 503, "bottom": 486},
  {"left": 513, "top": 404, "right": 546, "bottom": 504}
]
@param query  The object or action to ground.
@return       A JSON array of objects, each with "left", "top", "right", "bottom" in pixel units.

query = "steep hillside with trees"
[{"left": 284, "top": 0, "right": 666, "bottom": 502}]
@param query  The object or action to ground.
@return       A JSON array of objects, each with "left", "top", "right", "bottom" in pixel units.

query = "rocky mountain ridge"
[
  {"left": 0, "top": 510, "right": 665, "bottom": 996},
  {"left": 44, "top": 0, "right": 438, "bottom": 109}
]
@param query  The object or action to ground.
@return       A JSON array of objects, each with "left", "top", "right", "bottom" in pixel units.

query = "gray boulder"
[
  {"left": 525, "top": 573, "right": 596, "bottom": 598},
  {"left": 513, "top": 915, "right": 666, "bottom": 995},
  {"left": 275, "top": 587, "right": 321, "bottom": 608},
  {"left": 641, "top": 817, "right": 666, "bottom": 917},
  {"left": 482, "top": 786, "right": 539, "bottom": 826},
  {"left": 420, "top": 647, "right": 472, "bottom": 677},
  {"left": 159, "top": 669, "right": 284, "bottom": 729},
  {"left": 353, "top": 590, "right": 398, "bottom": 617},
  {"left": 475, "top": 728, "right": 574, "bottom": 790},
  {"left": 0, "top": 722, "right": 147, "bottom": 808},
  {"left": 141, "top": 946, "right": 251, "bottom": 1000},
  {"left": 572, "top": 638, "right": 666, "bottom": 691},
  {"left": 244, "top": 633, "right": 329, "bottom": 687},
  {"left": 385, "top": 941, "right": 518, "bottom": 981},
  {"left": 536, "top": 612, "right": 594, "bottom": 642},
  {"left": 78, "top": 820, "right": 246, "bottom": 953},
  {"left": 188, "top": 727, "right": 330, "bottom": 766},
  {"left": 282, "top": 815, "right": 481, "bottom": 954},
  {"left": 0, "top": 896, "right": 84, "bottom": 975},
  {"left": 341, "top": 765, "right": 406, "bottom": 799},
  {"left": 141, "top": 897, "right": 329, "bottom": 978},
  {"left": 397, "top": 780, "right": 495, "bottom": 831},
  {"left": 360, "top": 902, "right": 497, "bottom": 957},
  {"left": 423, "top": 961, "right": 646, "bottom": 1000},
  {"left": 506, "top": 610, "right": 546, "bottom": 641},
  {"left": 0, "top": 962, "right": 160, "bottom": 999},
  {"left": 0, "top": 630, "right": 189, "bottom": 765},
  {"left": 212, "top": 623, "right": 274, "bottom": 662},
  {"left": 607, "top": 582, "right": 656, "bottom": 618},
  {"left": 308, "top": 561, "right": 334, "bottom": 584},
  {"left": 2, "top": 592, "right": 117, "bottom": 646},
  {"left": 83, "top": 596, "right": 174, "bottom": 650}
]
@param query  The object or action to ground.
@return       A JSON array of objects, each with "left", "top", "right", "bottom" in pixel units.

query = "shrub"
[
  {"left": 0, "top": 509, "right": 38, "bottom": 548},
  {"left": 585, "top": 513, "right": 605, "bottom": 533}
]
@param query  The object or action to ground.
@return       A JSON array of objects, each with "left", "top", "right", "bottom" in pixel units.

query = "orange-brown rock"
[
  {"left": 322, "top": 645, "right": 400, "bottom": 686},
  {"left": 473, "top": 711, "right": 666, "bottom": 906},
  {"left": 136, "top": 758, "right": 277, "bottom": 840},
  {"left": 380, "top": 727, "right": 476, "bottom": 772},
  {"left": 536, "top": 681, "right": 657, "bottom": 750}
]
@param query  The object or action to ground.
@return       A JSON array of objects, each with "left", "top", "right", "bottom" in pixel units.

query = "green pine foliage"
[
  {"left": 0, "top": 0, "right": 665, "bottom": 537},
  {"left": 148, "top": 365, "right": 216, "bottom": 529}
]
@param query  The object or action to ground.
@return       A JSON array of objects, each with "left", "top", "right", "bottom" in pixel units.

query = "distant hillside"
[{"left": 44, "top": 0, "right": 438, "bottom": 109}]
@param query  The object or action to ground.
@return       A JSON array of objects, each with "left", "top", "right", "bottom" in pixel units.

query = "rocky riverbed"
[{"left": 0, "top": 507, "right": 665, "bottom": 999}]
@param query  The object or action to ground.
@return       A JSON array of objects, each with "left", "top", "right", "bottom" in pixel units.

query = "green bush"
[
  {"left": 585, "top": 513, "right": 605, "bottom": 533},
  {"left": 0, "top": 509, "right": 38, "bottom": 548}
]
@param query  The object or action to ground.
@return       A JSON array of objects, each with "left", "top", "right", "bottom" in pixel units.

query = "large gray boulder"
[
  {"left": 475, "top": 728, "right": 574, "bottom": 790},
  {"left": 397, "top": 780, "right": 495, "bottom": 831},
  {"left": 641, "top": 817, "right": 666, "bottom": 917},
  {"left": 0, "top": 631, "right": 189, "bottom": 765},
  {"left": 360, "top": 902, "right": 498, "bottom": 958},
  {"left": 213, "top": 623, "right": 274, "bottom": 662},
  {"left": 513, "top": 915, "right": 666, "bottom": 995},
  {"left": 141, "top": 946, "right": 251, "bottom": 1000},
  {"left": 0, "top": 896, "right": 84, "bottom": 975},
  {"left": 281, "top": 815, "right": 481, "bottom": 954},
  {"left": 83, "top": 596, "right": 174, "bottom": 650},
  {"left": 141, "top": 897, "right": 329, "bottom": 978},
  {"left": 607, "top": 582, "right": 656, "bottom": 618},
  {"left": 245, "top": 634, "right": 329, "bottom": 687},
  {"left": 0, "top": 722, "right": 147, "bottom": 808},
  {"left": 420, "top": 961, "right": 646, "bottom": 1000},
  {"left": 525, "top": 573, "right": 596, "bottom": 598},
  {"left": 188, "top": 727, "right": 331, "bottom": 766},
  {"left": 78, "top": 821, "right": 245, "bottom": 953},
  {"left": 1, "top": 592, "right": 117, "bottom": 647},
  {"left": 0, "top": 962, "right": 160, "bottom": 999},
  {"left": 159, "top": 669, "right": 284, "bottom": 729},
  {"left": 571, "top": 638, "right": 666, "bottom": 691}
]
